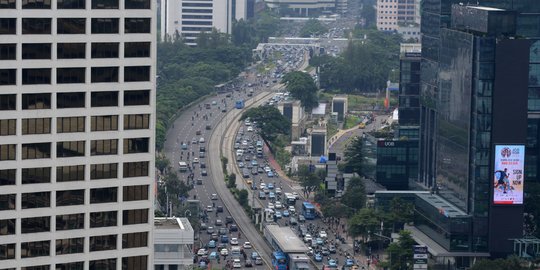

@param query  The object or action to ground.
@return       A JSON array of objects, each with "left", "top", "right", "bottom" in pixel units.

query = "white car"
[
  {"left": 275, "top": 201, "right": 282, "bottom": 209},
  {"left": 243, "top": 242, "right": 252, "bottom": 249},
  {"left": 303, "top": 234, "right": 312, "bottom": 243},
  {"left": 197, "top": 248, "right": 207, "bottom": 256},
  {"left": 292, "top": 192, "right": 299, "bottom": 199},
  {"left": 211, "top": 194, "right": 218, "bottom": 200},
  {"left": 233, "top": 259, "right": 242, "bottom": 268},
  {"left": 247, "top": 126, "right": 254, "bottom": 132},
  {"left": 199, "top": 137, "right": 205, "bottom": 143},
  {"left": 259, "top": 183, "right": 266, "bottom": 190},
  {"left": 192, "top": 157, "right": 199, "bottom": 163},
  {"left": 220, "top": 248, "right": 229, "bottom": 256},
  {"left": 288, "top": 206, "right": 296, "bottom": 213},
  {"left": 319, "top": 231, "right": 328, "bottom": 239},
  {"left": 264, "top": 166, "right": 271, "bottom": 173},
  {"left": 275, "top": 188, "right": 282, "bottom": 195},
  {"left": 267, "top": 202, "right": 274, "bottom": 209},
  {"left": 206, "top": 205, "right": 213, "bottom": 212},
  {"left": 230, "top": 238, "right": 239, "bottom": 245},
  {"left": 242, "top": 140, "right": 248, "bottom": 146}
]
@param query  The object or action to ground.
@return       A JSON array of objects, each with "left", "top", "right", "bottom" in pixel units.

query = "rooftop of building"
[
  {"left": 467, "top": 5, "right": 504, "bottom": 12},
  {"left": 400, "top": 43, "right": 421, "bottom": 53},
  {"left": 154, "top": 217, "right": 194, "bottom": 232},
  {"left": 416, "top": 193, "right": 467, "bottom": 217},
  {"left": 312, "top": 103, "right": 326, "bottom": 115},
  {"left": 266, "top": 224, "right": 309, "bottom": 253}
]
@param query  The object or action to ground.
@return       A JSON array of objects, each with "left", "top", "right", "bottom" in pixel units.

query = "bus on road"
[
  {"left": 235, "top": 100, "right": 244, "bottom": 109},
  {"left": 272, "top": 251, "right": 288, "bottom": 270},
  {"left": 302, "top": 202, "right": 316, "bottom": 220}
]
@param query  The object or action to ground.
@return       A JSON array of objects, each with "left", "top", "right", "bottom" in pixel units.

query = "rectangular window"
[
  {"left": 0, "top": 119, "right": 16, "bottom": 136},
  {"left": 22, "top": 191, "right": 50, "bottom": 208},
  {"left": 22, "top": 143, "right": 51, "bottom": 159},
  {"left": 92, "top": 42, "right": 119, "bottom": 58},
  {"left": 91, "top": 139, "right": 118, "bottom": 155},
  {"left": 22, "top": 18, "right": 51, "bottom": 34},
  {"left": 124, "top": 66, "right": 150, "bottom": 82},
  {"left": 22, "top": 43, "right": 51, "bottom": 59},
  {"left": 57, "top": 43, "right": 85, "bottom": 59},
  {"left": 57, "top": 189, "right": 84, "bottom": 206},
  {"left": 90, "top": 211, "right": 117, "bottom": 227},
  {"left": 22, "top": 0, "right": 51, "bottom": 9},
  {"left": 21, "top": 240, "right": 50, "bottom": 258},
  {"left": 92, "top": 0, "right": 117, "bottom": 8},
  {"left": 57, "top": 18, "right": 85, "bottom": 34},
  {"left": 124, "top": 18, "right": 150, "bottom": 33},
  {"left": 0, "top": 18, "right": 16, "bottom": 34},
  {"left": 122, "top": 255, "right": 148, "bottom": 270},
  {"left": 125, "top": 0, "right": 149, "bottom": 9},
  {"left": 0, "top": 94, "right": 15, "bottom": 110},
  {"left": 57, "top": 0, "right": 85, "bottom": 9},
  {"left": 56, "top": 262, "right": 84, "bottom": 270},
  {"left": 57, "top": 141, "right": 85, "bottom": 157},
  {"left": 91, "top": 163, "right": 118, "bottom": 180},
  {"left": 122, "top": 232, "right": 147, "bottom": 249},
  {"left": 124, "top": 138, "right": 149, "bottom": 154},
  {"left": 22, "top": 68, "right": 51, "bottom": 84},
  {"left": 123, "top": 208, "right": 148, "bottom": 225},
  {"left": 22, "top": 93, "right": 51, "bottom": 109},
  {"left": 0, "top": 194, "right": 15, "bottom": 210},
  {"left": 22, "top": 118, "right": 51, "bottom": 134},
  {"left": 0, "top": 44, "right": 16, "bottom": 59},
  {"left": 91, "top": 91, "right": 118, "bottom": 106},
  {"left": 90, "top": 187, "right": 117, "bottom": 203},
  {"left": 123, "top": 161, "right": 148, "bottom": 178},
  {"left": 124, "top": 114, "right": 150, "bottom": 130},
  {"left": 0, "top": 243, "right": 15, "bottom": 260},
  {"left": 91, "top": 67, "right": 118, "bottom": 83},
  {"left": 21, "top": 216, "right": 50, "bottom": 233},
  {"left": 124, "top": 42, "right": 150, "bottom": 58},
  {"left": 56, "top": 238, "right": 84, "bottom": 255},
  {"left": 57, "top": 117, "right": 85, "bottom": 133},
  {"left": 0, "top": 219, "right": 15, "bottom": 235},
  {"left": 0, "top": 69, "right": 16, "bottom": 85},
  {"left": 124, "top": 90, "right": 150, "bottom": 106},
  {"left": 56, "top": 165, "right": 85, "bottom": 182},
  {"left": 90, "top": 235, "right": 117, "bottom": 251},
  {"left": 0, "top": 169, "right": 15, "bottom": 186},
  {"left": 0, "top": 144, "right": 16, "bottom": 160},
  {"left": 90, "top": 259, "right": 116, "bottom": 270},
  {"left": 91, "top": 115, "right": 118, "bottom": 131},
  {"left": 57, "top": 68, "right": 85, "bottom": 84},
  {"left": 123, "top": 185, "right": 148, "bottom": 201},
  {"left": 22, "top": 167, "right": 51, "bottom": 184},
  {"left": 91, "top": 18, "right": 119, "bottom": 34},
  {"left": 57, "top": 92, "right": 85, "bottom": 108},
  {"left": 0, "top": 0, "right": 15, "bottom": 8},
  {"left": 56, "top": 213, "right": 84, "bottom": 231}
]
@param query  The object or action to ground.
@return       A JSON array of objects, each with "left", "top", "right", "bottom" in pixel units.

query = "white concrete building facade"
[
  {"left": 154, "top": 217, "right": 194, "bottom": 270},
  {"left": 376, "top": 0, "right": 418, "bottom": 32},
  {"left": 0, "top": 0, "right": 156, "bottom": 268}
]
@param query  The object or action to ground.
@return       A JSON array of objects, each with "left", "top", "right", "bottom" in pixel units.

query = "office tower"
[
  {"left": 398, "top": 43, "right": 421, "bottom": 139},
  {"left": 376, "top": 0, "right": 418, "bottom": 32},
  {"left": 376, "top": 139, "right": 418, "bottom": 190},
  {"left": 0, "top": 0, "right": 156, "bottom": 268},
  {"left": 160, "top": 0, "right": 248, "bottom": 45}
]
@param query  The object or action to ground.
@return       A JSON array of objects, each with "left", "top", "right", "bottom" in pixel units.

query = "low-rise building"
[{"left": 154, "top": 217, "right": 195, "bottom": 270}]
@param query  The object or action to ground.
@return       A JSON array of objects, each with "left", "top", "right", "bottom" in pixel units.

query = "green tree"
[
  {"left": 341, "top": 176, "right": 366, "bottom": 210},
  {"left": 299, "top": 18, "right": 328, "bottom": 37},
  {"left": 348, "top": 208, "right": 380, "bottom": 241},
  {"left": 470, "top": 256, "right": 527, "bottom": 270},
  {"left": 322, "top": 201, "right": 352, "bottom": 218},
  {"left": 238, "top": 189, "right": 249, "bottom": 206},
  {"left": 297, "top": 164, "right": 321, "bottom": 199},
  {"left": 282, "top": 71, "right": 319, "bottom": 110},
  {"left": 385, "top": 230, "right": 415, "bottom": 270},
  {"left": 343, "top": 136, "right": 365, "bottom": 175},
  {"left": 241, "top": 105, "right": 291, "bottom": 142},
  {"left": 227, "top": 173, "right": 237, "bottom": 188},
  {"left": 155, "top": 156, "right": 170, "bottom": 174},
  {"left": 386, "top": 197, "right": 414, "bottom": 232}
]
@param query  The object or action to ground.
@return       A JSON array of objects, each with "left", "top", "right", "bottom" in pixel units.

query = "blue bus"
[
  {"left": 302, "top": 202, "right": 316, "bottom": 220},
  {"left": 235, "top": 100, "right": 244, "bottom": 109},
  {"left": 272, "top": 251, "right": 288, "bottom": 270}
]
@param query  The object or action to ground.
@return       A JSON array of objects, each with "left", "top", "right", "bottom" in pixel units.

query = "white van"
[{"left": 199, "top": 137, "right": 205, "bottom": 144}]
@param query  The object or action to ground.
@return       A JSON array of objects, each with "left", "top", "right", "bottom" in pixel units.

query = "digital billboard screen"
[{"left": 493, "top": 145, "right": 525, "bottom": 205}]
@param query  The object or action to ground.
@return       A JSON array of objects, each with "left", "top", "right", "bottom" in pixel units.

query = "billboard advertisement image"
[{"left": 493, "top": 145, "right": 525, "bottom": 205}]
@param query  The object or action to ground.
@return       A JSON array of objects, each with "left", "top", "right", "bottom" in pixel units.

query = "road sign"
[
  {"left": 414, "top": 254, "right": 428, "bottom": 259},
  {"left": 414, "top": 258, "right": 428, "bottom": 264},
  {"left": 413, "top": 245, "right": 428, "bottom": 269}
]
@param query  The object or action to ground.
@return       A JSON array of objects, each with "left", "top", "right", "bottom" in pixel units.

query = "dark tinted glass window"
[
  {"left": 91, "top": 163, "right": 118, "bottom": 180},
  {"left": 0, "top": 119, "right": 16, "bottom": 135},
  {"left": 56, "top": 213, "right": 84, "bottom": 231},
  {"left": 0, "top": 69, "right": 16, "bottom": 85},
  {"left": 90, "top": 211, "right": 117, "bottom": 227},
  {"left": 123, "top": 138, "right": 149, "bottom": 154},
  {"left": 90, "top": 259, "right": 116, "bottom": 270},
  {"left": 22, "top": 93, "right": 51, "bottom": 109},
  {"left": 22, "top": 68, "right": 51, "bottom": 85},
  {"left": 22, "top": 0, "right": 51, "bottom": 9},
  {"left": 22, "top": 118, "right": 51, "bottom": 134},
  {"left": 56, "top": 238, "right": 84, "bottom": 255},
  {"left": 91, "top": 139, "right": 118, "bottom": 155},
  {"left": 123, "top": 161, "right": 149, "bottom": 177},
  {"left": 124, "top": 42, "right": 150, "bottom": 58},
  {"left": 124, "top": 90, "right": 150, "bottom": 105},
  {"left": 57, "top": 141, "right": 85, "bottom": 157},
  {"left": 57, "top": 18, "right": 85, "bottom": 34},
  {"left": 91, "top": 67, "right": 118, "bottom": 83},
  {"left": 22, "top": 18, "right": 51, "bottom": 34},
  {"left": 23, "top": 266, "right": 50, "bottom": 270},
  {"left": 57, "top": 43, "right": 85, "bottom": 59},
  {"left": 124, "top": 66, "right": 150, "bottom": 82},
  {"left": 57, "top": 92, "right": 85, "bottom": 108},
  {"left": 0, "top": 194, "right": 15, "bottom": 210},
  {"left": 122, "top": 255, "right": 148, "bottom": 270},
  {"left": 0, "top": 18, "right": 16, "bottom": 34},
  {"left": 22, "top": 142, "right": 51, "bottom": 159},
  {"left": 0, "top": 144, "right": 16, "bottom": 160},
  {"left": 122, "top": 232, "right": 148, "bottom": 248},
  {"left": 22, "top": 191, "right": 50, "bottom": 208},
  {"left": 57, "top": 68, "right": 85, "bottom": 84},
  {"left": 91, "top": 18, "right": 119, "bottom": 34},
  {"left": 0, "top": 169, "right": 16, "bottom": 186},
  {"left": 57, "top": 117, "right": 85, "bottom": 133},
  {"left": 123, "top": 208, "right": 148, "bottom": 225},
  {"left": 22, "top": 43, "right": 51, "bottom": 59},
  {"left": 124, "top": 114, "right": 150, "bottom": 129},
  {"left": 58, "top": 0, "right": 85, "bottom": 9},
  {"left": 125, "top": 0, "right": 149, "bottom": 9},
  {"left": 0, "top": 94, "right": 15, "bottom": 110},
  {"left": 123, "top": 185, "right": 148, "bottom": 201},
  {"left": 0, "top": 0, "right": 15, "bottom": 8},
  {"left": 90, "top": 187, "right": 117, "bottom": 203},
  {"left": 90, "top": 235, "right": 117, "bottom": 251},
  {"left": 0, "top": 219, "right": 15, "bottom": 235},
  {"left": 91, "top": 91, "right": 118, "bottom": 106},
  {"left": 91, "top": 43, "right": 118, "bottom": 58},
  {"left": 22, "top": 167, "right": 51, "bottom": 184},
  {"left": 92, "top": 0, "right": 117, "bottom": 8},
  {"left": 124, "top": 18, "right": 150, "bottom": 33},
  {"left": 57, "top": 189, "right": 84, "bottom": 206},
  {"left": 21, "top": 216, "right": 50, "bottom": 233},
  {"left": 21, "top": 240, "right": 50, "bottom": 258},
  {"left": 56, "top": 262, "right": 84, "bottom": 270},
  {"left": 91, "top": 115, "right": 118, "bottom": 131},
  {"left": 0, "top": 44, "right": 16, "bottom": 59},
  {"left": 56, "top": 165, "right": 85, "bottom": 182},
  {"left": 0, "top": 243, "right": 15, "bottom": 260}
]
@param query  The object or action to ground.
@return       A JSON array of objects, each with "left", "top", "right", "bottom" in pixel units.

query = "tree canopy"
[
  {"left": 469, "top": 257, "right": 527, "bottom": 270},
  {"left": 343, "top": 136, "right": 365, "bottom": 175},
  {"left": 300, "top": 18, "right": 328, "bottom": 37},
  {"left": 341, "top": 176, "right": 366, "bottom": 210},
  {"left": 241, "top": 105, "right": 291, "bottom": 142},
  {"left": 348, "top": 207, "right": 380, "bottom": 240},
  {"left": 384, "top": 230, "right": 416, "bottom": 270},
  {"left": 281, "top": 71, "right": 319, "bottom": 110},
  {"left": 297, "top": 164, "right": 323, "bottom": 199}
]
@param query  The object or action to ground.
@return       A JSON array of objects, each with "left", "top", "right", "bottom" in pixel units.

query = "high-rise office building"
[
  {"left": 376, "top": 0, "right": 418, "bottom": 32},
  {"left": 398, "top": 43, "right": 421, "bottom": 140},
  {"left": 0, "top": 0, "right": 156, "bottom": 268}
]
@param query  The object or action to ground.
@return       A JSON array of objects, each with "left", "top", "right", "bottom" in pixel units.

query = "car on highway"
[
  {"left": 257, "top": 167, "right": 264, "bottom": 173},
  {"left": 229, "top": 224, "right": 238, "bottom": 232},
  {"left": 193, "top": 157, "right": 199, "bottom": 163},
  {"left": 206, "top": 226, "right": 214, "bottom": 234},
  {"left": 299, "top": 215, "right": 306, "bottom": 222},
  {"left": 316, "top": 238, "right": 324, "bottom": 246},
  {"left": 201, "top": 170, "right": 207, "bottom": 176},
  {"left": 268, "top": 192, "right": 275, "bottom": 200},
  {"left": 218, "top": 228, "right": 227, "bottom": 235},
  {"left": 233, "top": 258, "right": 242, "bottom": 268},
  {"left": 192, "top": 138, "right": 198, "bottom": 144},
  {"left": 225, "top": 216, "right": 233, "bottom": 224},
  {"left": 255, "top": 256, "right": 263, "bottom": 265},
  {"left": 275, "top": 201, "right": 282, "bottom": 209},
  {"left": 220, "top": 235, "right": 229, "bottom": 243},
  {"left": 211, "top": 194, "right": 218, "bottom": 200},
  {"left": 267, "top": 202, "right": 274, "bottom": 209},
  {"left": 181, "top": 143, "right": 188, "bottom": 150},
  {"left": 264, "top": 166, "right": 271, "bottom": 172},
  {"left": 200, "top": 162, "right": 206, "bottom": 168},
  {"left": 197, "top": 248, "right": 208, "bottom": 256},
  {"left": 319, "top": 231, "right": 328, "bottom": 238},
  {"left": 211, "top": 233, "right": 218, "bottom": 241},
  {"left": 267, "top": 171, "right": 274, "bottom": 177},
  {"left": 290, "top": 217, "right": 298, "bottom": 225},
  {"left": 328, "top": 259, "right": 338, "bottom": 268},
  {"left": 200, "top": 223, "right": 207, "bottom": 230},
  {"left": 329, "top": 245, "right": 336, "bottom": 253},
  {"left": 244, "top": 259, "right": 253, "bottom": 267},
  {"left": 238, "top": 162, "right": 244, "bottom": 168},
  {"left": 275, "top": 187, "right": 282, "bottom": 194},
  {"left": 314, "top": 253, "right": 323, "bottom": 262},
  {"left": 275, "top": 211, "right": 282, "bottom": 219},
  {"left": 216, "top": 206, "right": 223, "bottom": 213},
  {"left": 199, "top": 137, "right": 205, "bottom": 143},
  {"left": 251, "top": 159, "right": 258, "bottom": 166},
  {"left": 220, "top": 248, "right": 228, "bottom": 256},
  {"left": 283, "top": 210, "right": 290, "bottom": 217},
  {"left": 293, "top": 192, "right": 300, "bottom": 199},
  {"left": 243, "top": 242, "right": 252, "bottom": 249},
  {"left": 288, "top": 205, "right": 296, "bottom": 213},
  {"left": 267, "top": 183, "right": 274, "bottom": 189},
  {"left": 259, "top": 183, "right": 266, "bottom": 189},
  {"left": 209, "top": 251, "right": 218, "bottom": 259},
  {"left": 208, "top": 240, "right": 216, "bottom": 248},
  {"left": 251, "top": 251, "right": 259, "bottom": 260},
  {"left": 304, "top": 234, "right": 312, "bottom": 243},
  {"left": 247, "top": 126, "right": 253, "bottom": 132},
  {"left": 206, "top": 205, "right": 213, "bottom": 212},
  {"left": 214, "top": 219, "right": 222, "bottom": 226},
  {"left": 230, "top": 238, "right": 239, "bottom": 245},
  {"left": 345, "top": 258, "right": 355, "bottom": 267},
  {"left": 259, "top": 191, "right": 266, "bottom": 199},
  {"left": 196, "top": 178, "right": 203, "bottom": 185}
]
